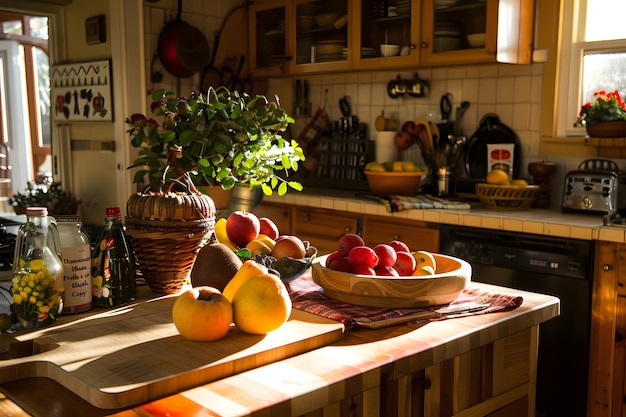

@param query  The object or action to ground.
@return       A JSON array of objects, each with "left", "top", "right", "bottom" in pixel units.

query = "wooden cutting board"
[{"left": 0, "top": 295, "right": 344, "bottom": 409}]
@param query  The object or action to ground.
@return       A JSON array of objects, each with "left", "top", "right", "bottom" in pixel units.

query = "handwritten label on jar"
[{"left": 61, "top": 245, "right": 92, "bottom": 313}]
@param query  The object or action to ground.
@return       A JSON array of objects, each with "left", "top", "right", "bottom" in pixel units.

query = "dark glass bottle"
[{"left": 91, "top": 207, "right": 136, "bottom": 307}]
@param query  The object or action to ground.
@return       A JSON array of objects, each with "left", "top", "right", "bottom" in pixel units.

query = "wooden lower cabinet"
[
  {"left": 297, "top": 327, "right": 536, "bottom": 417},
  {"left": 293, "top": 207, "right": 361, "bottom": 255},
  {"left": 301, "top": 327, "right": 536, "bottom": 417},
  {"left": 362, "top": 215, "right": 439, "bottom": 252},
  {"left": 588, "top": 241, "right": 626, "bottom": 417}
]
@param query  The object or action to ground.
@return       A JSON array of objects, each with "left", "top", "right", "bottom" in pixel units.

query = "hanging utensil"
[
  {"left": 157, "top": 0, "right": 210, "bottom": 77},
  {"left": 437, "top": 93, "right": 454, "bottom": 145}
]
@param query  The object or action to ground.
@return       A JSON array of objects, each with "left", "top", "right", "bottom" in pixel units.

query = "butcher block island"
[{"left": 0, "top": 282, "right": 558, "bottom": 417}]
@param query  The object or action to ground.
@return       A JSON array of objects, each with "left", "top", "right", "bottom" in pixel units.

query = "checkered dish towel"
[{"left": 287, "top": 275, "right": 523, "bottom": 330}]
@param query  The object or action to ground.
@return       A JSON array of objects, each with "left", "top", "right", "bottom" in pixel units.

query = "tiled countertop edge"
[{"left": 265, "top": 191, "right": 626, "bottom": 243}]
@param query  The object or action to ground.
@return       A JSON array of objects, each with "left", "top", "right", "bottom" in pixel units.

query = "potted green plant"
[
  {"left": 9, "top": 182, "right": 81, "bottom": 215},
  {"left": 125, "top": 86, "right": 305, "bottom": 198},
  {"left": 574, "top": 89, "right": 626, "bottom": 137}
]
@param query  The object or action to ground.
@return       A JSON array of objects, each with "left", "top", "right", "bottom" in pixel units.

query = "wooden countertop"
[
  {"left": 264, "top": 188, "right": 626, "bottom": 243},
  {"left": 0, "top": 282, "right": 559, "bottom": 417}
]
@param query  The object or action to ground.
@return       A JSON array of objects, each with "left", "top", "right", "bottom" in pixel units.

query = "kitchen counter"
[
  {"left": 0, "top": 281, "right": 559, "bottom": 417},
  {"left": 264, "top": 187, "right": 626, "bottom": 243}
]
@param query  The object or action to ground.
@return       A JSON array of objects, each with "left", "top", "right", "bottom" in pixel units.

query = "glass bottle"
[
  {"left": 12, "top": 206, "right": 64, "bottom": 328},
  {"left": 56, "top": 215, "right": 92, "bottom": 313},
  {"left": 91, "top": 207, "right": 137, "bottom": 307}
]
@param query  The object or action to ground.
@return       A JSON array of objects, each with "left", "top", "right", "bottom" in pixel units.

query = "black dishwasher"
[{"left": 439, "top": 225, "right": 593, "bottom": 417}]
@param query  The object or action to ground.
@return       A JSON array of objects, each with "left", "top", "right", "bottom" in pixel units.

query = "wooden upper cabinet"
[
  {"left": 419, "top": 0, "right": 499, "bottom": 66},
  {"left": 249, "top": 0, "right": 534, "bottom": 76}
]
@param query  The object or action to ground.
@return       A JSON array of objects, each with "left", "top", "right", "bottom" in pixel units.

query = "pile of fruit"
[
  {"left": 214, "top": 211, "right": 309, "bottom": 261},
  {"left": 325, "top": 233, "right": 438, "bottom": 276},
  {"left": 172, "top": 258, "right": 291, "bottom": 341},
  {"left": 485, "top": 168, "right": 528, "bottom": 187},
  {"left": 171, "top": 210, "right": 314, "bottom": 342}
]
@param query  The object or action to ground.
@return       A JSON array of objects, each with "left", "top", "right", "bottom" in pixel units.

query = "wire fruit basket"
[{"left": 476, "top": 183, "right": 539, "bottom": 210}]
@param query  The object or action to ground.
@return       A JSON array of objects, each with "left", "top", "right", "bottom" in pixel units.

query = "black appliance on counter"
[
  {"left": 0, "top": 217, "right": 22, "bottom": 279},
  {"left": 439, "top": 225, "right": 593, "bottom": 417}
]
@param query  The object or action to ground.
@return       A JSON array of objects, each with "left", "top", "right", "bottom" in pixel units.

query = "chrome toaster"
[{"left": 562, "top": 159, "right": 626, "bottom": 214}]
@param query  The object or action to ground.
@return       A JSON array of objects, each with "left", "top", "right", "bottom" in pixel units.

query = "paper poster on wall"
[{"left": 51, "top": 59, "right": 112, "bottom": 122}]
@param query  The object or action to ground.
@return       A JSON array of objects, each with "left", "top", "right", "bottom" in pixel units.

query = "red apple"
[
  {"left": 353, "top": 265, "right": 376, "bottom": 276},
  {"left": 226, "top": 211, "right": 260, "bottom": 247},
  {"left": 325, "top": 250, "right": 341, "bottom": 267},
  {"left": 271, "top": 235, "right": 306, "bottom": 259},
  {"left": 394, "top": 251, "right": 417, "bottom": 275},
  {"left": 374, "top": 265, "right": 400, "bottom": 276},
  {"left": 373, "top": 244, "right": 397, "bottom": 267},
  {"left": 329, "top": 256, "right": 353, "bottom": 273},
  {"left": 394, "top": 131, "right": 413, "bottom": 150},
  {"left": 388, "top": 240, "right": 411, "bottom": 254},
  {"left": 172, "top": 286, "right": 233, "bottom": 342},
  {"left": 337, "top": 233, "right": 365, "bottom": 256},
  {"left": 258, "top": 217, "right": 280, "bottom": 240},
  {"left": 402, "top": 120, "right": 419, "bottom": 136},
  {"left": 348, "top": 246, "right": 379, "bottom": 269}
]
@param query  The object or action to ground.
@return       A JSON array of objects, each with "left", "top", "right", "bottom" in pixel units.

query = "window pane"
[
  {"left": 1, "top": 20, "right": 22, "bottom": 35},
  {"left": 34, "top": 48, "right": 50, "bottom": 146},
  {"left": 29, "top": 17, "right": 48, "bottom": 40},
  {"left": 581, "top": 52, "right": 626, "bottom": 104},
  {"left": 585, "top": 0, "right": 626, "bottom": 41}
]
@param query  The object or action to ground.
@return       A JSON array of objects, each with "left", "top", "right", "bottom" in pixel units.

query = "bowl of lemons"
[
  {"left": 476, "top": 169, "right": 539, "bottom": 210},
  {"left": 364, "top": 161, "right": 427, "bottom": 196}
]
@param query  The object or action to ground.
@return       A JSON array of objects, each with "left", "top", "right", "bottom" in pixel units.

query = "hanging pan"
[{"left": 158, "top": 0, "right": 210, "bottom": 77}]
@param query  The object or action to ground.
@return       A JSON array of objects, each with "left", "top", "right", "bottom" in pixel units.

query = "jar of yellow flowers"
[{"left": 11, "top": 207, "right": 64, "bottom": 328}]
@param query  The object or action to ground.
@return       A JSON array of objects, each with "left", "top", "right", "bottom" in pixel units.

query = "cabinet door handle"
[
  {"left": 420, "top": 42, "right": 428, "bottom": 48},
  {"left": 393, "top": 234, "right": 400, "bottom": 240},
  {"left": 602, "top": 264, "right": 612, "bottom": 272}
]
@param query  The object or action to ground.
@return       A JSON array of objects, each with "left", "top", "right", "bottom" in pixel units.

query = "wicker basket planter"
[{"left": 125, "top": 190, "right": 216, "bottom": 294}]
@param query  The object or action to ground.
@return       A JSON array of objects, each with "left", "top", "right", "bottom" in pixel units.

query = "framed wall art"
[{"left": 51, "top": 59, "right": 113, "bottom": 122}]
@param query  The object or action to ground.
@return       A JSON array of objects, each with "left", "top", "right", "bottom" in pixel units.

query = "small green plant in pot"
[
  {"left": 125, "top": 87, "right": 305, "bottom": 196},
  {"left": 9, "top": 182, "right": 81, "bottom": 215}
]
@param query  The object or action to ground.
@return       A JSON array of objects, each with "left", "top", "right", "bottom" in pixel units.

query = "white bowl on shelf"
[
  {"left": 467, "top": 33, "right": 486, "bottom": 48},
  {"left": 380, "top": 44, "right": 400, "bottom": 57}
]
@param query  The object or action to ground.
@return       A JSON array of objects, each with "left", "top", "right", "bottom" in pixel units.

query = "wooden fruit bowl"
[{"left": 311, "top": 253, "right": 471, "bottom": 308}]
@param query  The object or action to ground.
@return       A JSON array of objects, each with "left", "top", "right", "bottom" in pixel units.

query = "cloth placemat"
[
  {"left": 287, "top": 275, "right": 523, "bottom": 330},
  {"left": 356, "top": 193, "right": 471, "bottom": 213}
]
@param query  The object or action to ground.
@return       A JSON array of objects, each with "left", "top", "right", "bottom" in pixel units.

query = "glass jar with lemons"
[{"left": 11, "top": 207, "right": 64, "bottom": 329}]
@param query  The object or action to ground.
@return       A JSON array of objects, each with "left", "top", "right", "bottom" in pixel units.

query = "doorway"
[{"left": 0, "top": 12, "right": 51, "bottom": 208}]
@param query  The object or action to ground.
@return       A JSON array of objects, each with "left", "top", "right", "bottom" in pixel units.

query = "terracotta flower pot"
[{"left": 586, "top": 121, "right": 626, "bottom": 138}]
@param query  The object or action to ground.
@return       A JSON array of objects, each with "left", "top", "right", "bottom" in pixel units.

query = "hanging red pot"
[{"left": 158, "top": 0, "right": 210, "bottom": 77}]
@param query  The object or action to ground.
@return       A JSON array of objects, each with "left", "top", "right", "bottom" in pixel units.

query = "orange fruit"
[
  {"left": 510, "top": 179, "right": 528, "bottom": 187},
  {"left": 231, "top": 273, "right": 292, "bottom": 334},
  {"left": 486, "top": 169, "right": 510, "bottom": 185}
]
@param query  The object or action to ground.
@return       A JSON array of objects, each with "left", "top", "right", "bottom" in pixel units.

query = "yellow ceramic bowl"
[
  {"left": 364, "top": 170, "right": 427, "bottom": 196},
  {"left": 311, "top": 253, "right": 471, "bottom": 308}
]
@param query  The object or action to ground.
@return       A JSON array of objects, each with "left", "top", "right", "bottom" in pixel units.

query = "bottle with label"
[
  {"left": 12, "top": 206, "right": 64, "bottom": 328},
  {"left": 56, "top": 215, "right": 92, "bottom": 313},
  {"left": 91, "top": 207, "right": 137, "bottom": 307}
]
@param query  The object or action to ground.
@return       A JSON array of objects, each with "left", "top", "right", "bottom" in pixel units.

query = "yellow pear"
[
  {"left": 222, "top": 260, "right": 269, "bottom": 302},
  {"left": 232, "top": 273, "right": 292, "bottom": 334}
]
